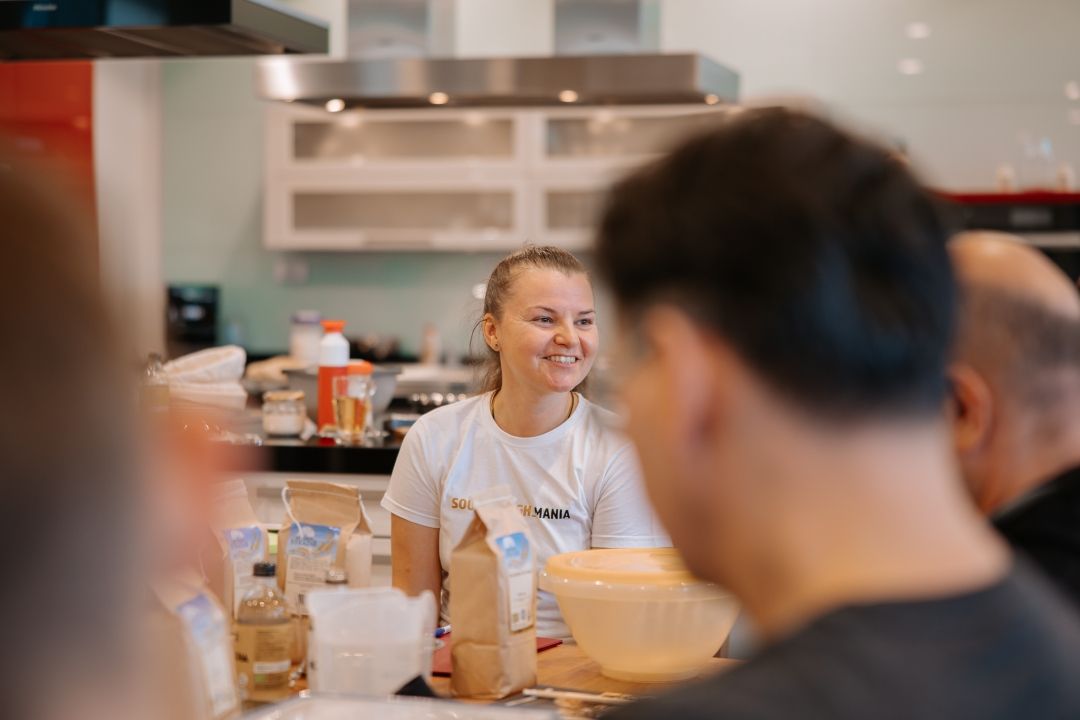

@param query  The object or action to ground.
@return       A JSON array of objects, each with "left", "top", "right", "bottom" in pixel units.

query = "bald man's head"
[
  {"left": 950, "top": 232, "right": 1080, "bottom": 409},
  {"left": 951, "top": 232, "right": 1080, "bottom": 321}
]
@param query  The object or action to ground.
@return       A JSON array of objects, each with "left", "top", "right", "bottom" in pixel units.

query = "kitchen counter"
[{"left": 220, "top": 436, "right": 401, "bottom": 475}]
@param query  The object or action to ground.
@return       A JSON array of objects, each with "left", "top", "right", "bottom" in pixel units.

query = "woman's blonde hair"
[{"left": 474, "top": 245, "right": 589, "bottom": 394}]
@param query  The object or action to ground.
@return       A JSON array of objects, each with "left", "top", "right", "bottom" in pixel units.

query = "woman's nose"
[{"left": 554, "top": 322, "right": 577, "bottom": 347}]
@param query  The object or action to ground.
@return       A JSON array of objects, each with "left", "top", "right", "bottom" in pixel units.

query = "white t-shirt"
[{"left": 382, "top": 391, "right": 668, "bottom": 638}]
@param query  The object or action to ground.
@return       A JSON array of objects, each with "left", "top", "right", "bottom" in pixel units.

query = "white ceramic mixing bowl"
[{"left": 540, "top": 547, "right": 739, "bottom": 682}]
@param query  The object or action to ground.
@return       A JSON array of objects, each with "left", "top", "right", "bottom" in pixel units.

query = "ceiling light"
[
  {"left": 898, "top": 58, "right": 923, "bottom": 76},
  {"left": 906, "top": 22, "right": 931, "bottom": 40},
  {"left": 429, "top": 92, "right": 449, "bottom": 105},
  {"left": 325, "top": 98, "right": 345, "bottom": 112},
  {"left": 1066, "top": 81, "right": 1080, "bottom": 101},
  {"left": 558, "top": 89, "right": 579, "bottom": 103},
  {"left": 704, "top": 94, "right": 721, "bottom": 105}
]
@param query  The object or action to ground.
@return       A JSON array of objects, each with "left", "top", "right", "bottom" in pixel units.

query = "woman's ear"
[
  {"left": 947, "top": 363, "right": 994, "bottom": 458},
  {"left": 482, "top": 313, "right": 499, "bottom": 352}
]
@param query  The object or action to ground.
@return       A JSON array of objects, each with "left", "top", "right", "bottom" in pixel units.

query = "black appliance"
[
  {"left": 166, "top": 284, "right": 218, "bottom": 359},
  {"left": 0, "top": 0, "right": 327, "bottom": 60}
]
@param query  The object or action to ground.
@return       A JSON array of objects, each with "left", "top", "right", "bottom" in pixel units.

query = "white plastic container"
[
  {"left": 289, "top": 310, "right": 323, "bottom": 368},
  {"left": 305, "top": 587, "right": 436, "bottom": 697},
  {"left": 539, "top": 548, "right": 739, "bottom": 682}
]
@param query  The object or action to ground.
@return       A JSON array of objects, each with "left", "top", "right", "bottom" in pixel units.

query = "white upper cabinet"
[{"left": 264, "top": 102, "right": 723, "bottom": 251}]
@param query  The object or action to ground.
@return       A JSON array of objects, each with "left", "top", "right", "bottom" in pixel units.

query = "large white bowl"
[{"left": 539, "top": 548, "right": 739, "bottom": 682}]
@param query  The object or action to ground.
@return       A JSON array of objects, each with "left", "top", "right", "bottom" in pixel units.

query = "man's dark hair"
[{"left": 596, "top": 106, "right": 956, "bottom": 419}]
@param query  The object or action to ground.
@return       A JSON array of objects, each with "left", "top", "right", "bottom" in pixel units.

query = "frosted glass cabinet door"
[
  {"left": 545, "top": 112, "right": 721, "bottom": 160},
  {"left": 292, "top": 191, "right": 514, "bottom": 231},
  {"left": 546, "top": 190, "right": 605, "bottom": 230},
  {"left": 293, "top": 117, "right": 515, "bottom": 163}
]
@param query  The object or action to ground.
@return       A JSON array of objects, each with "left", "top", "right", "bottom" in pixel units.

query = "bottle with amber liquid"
[{"left": 234, "top": 562, "right": 293, "bottom": 703}]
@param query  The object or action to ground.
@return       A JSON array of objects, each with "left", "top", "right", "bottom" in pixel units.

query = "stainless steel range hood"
[
  {"left": 0, "top": 0, "right": 329, "bottom": 61},
  {"left": 257, "top": 52, "right": 738, "bottom": 108},
  {"left": 255, "top": 0, "right": 738, "bottom": 109}
]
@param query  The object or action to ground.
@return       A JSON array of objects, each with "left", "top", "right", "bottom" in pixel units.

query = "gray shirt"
[{"left": 610, "top": 562, "right": 1080, "bottom": 719}]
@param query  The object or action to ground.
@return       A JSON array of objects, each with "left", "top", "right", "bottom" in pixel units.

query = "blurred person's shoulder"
[{"left": 609, "top": 561, "right": 1080, "bottom": 719}]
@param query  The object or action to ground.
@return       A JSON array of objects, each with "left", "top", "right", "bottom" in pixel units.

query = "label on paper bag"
[
  {"left": 285, "top": 522, "right": 340, "bottom": 612},
  {"left": 223, "top": 525, "right": 266, "bottom": 615},
  {"left": 176, "top": 593, "right": 239, "bottom": 719},
  {"left": 496, "top": 531, "right": 534, "bottom": 632}
]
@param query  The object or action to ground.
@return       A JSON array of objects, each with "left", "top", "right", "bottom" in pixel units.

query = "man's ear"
[
  {"left": 947, "top": 363, "right": 994, "bottom": 456},
  {"left": 640, "top": 306, "right": 722, "bottom": 452}
]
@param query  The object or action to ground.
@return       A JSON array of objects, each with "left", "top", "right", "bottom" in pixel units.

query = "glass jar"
[
  {"left": 333, "top": 363, "right": 375, "bottom": 446},
  {"left": 262, "top": 390, "right": 306, "bottom": 437},
  {"left": 289, "top": 310, "right": 323, "bottom": 368}
]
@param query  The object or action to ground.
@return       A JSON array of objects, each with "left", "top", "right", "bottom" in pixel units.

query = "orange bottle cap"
[
  {"left": 347, "top": 360, "right": 374, "bottom": 375},
  {"left": 321, "top": 319, "right": 346, "bottom": 333}
]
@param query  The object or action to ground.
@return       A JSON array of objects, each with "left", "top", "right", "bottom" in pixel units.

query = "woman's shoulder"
[{"left": 576, "top": 396, "right": 634, "bottom": 453}]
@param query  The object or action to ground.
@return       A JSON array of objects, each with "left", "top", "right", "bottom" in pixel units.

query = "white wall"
[
  {"left": 94, "top": 59, "right": 165, "bottom": 357},
  {"left": 155, "top": 0, "right": 1080, "bottom": 354},
  {"left": 660, "top": 0, "right": 1080, "bottom": 188}
]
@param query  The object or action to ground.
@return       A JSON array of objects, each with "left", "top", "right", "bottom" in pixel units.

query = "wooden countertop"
[{"left": 430, "top": 643, "right": 736, "bottom": 699}]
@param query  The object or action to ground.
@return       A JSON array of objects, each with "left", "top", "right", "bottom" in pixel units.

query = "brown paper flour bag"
[
  {"left": 277, "top": 480, "right": 364, "bottom": 613},
  {"left": 209, "top": 479, "right": 267, "bottom": 618},
  {"left": 148, "top": 572, "right": 240, "bottom": 720},
  {"left": 450, "top": 488, "right": 537, "bottom": 699}
]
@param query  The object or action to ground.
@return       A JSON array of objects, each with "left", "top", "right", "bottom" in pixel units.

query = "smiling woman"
[{"left": 382, "top": 246, "right": 669, "bottom": 639}]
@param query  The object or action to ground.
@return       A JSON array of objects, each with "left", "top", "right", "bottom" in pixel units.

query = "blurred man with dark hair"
[
  {"left": 596, "top": 107, "right": 1080, "bottom": 719},
  {"left": 949, "top": 231, "right": 1080, "bottom": 607}
]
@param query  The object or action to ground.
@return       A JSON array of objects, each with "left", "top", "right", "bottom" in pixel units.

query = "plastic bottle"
[
  {"left": 234, "top": 562, "right": 293, "bottom": 703},
  {"left": 317, "top": 320, "right": 349, "bottom": 434}
]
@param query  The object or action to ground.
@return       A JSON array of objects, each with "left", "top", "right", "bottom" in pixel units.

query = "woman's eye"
[
  {"left": 534, "top": 316, "right": 553, "bottom": 324},
  {"left": 577, "top": 318, "right": 594, "bottom": 327}
]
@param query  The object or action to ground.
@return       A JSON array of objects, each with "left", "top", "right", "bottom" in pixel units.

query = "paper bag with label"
[
  {"left": 450, "top": 488, "right": 537, "bottom": 699},
  {"left": 277, "top": 480, "right": 373, "bottom": 613},
  {"left": 209, "top": 478, "right": 267, "bottom": 618},
  {"left": 147, "top": 572, "right": 240, "bottom": 720}
]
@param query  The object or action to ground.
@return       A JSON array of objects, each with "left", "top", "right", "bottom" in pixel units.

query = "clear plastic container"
[
  {"left": 539, "top": 548, "right": 739, "bottom": 682},
  {"left": 305, "top": 587, "right": 436, "bottom": 697}
]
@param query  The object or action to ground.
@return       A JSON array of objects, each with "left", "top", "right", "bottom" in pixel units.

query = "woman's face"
[{"left": 486, "top": 267, "right": 598, "bottom": 395}]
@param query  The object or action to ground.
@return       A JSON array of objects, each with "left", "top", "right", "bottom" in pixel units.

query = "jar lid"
[
  {"left": 347, "top": 360, "right": 374, "bottom": 375},
  {"left": 321, "top": 319, "right": 346, "bottom": 333},
  {"left": 325, "top": 568, "right": 348, "bottom": 584},
  {"left": 544, "top": 548, "right": 701, "bottom": 586},
  {"left": 264, "top": 389, "right": 304, "bottom": 403},
  {"left": 291, "top": 310, "right": 322, "bottom": 325},
  {"left": 253, "top": 561, "right": 276, "bottom": 577}
]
